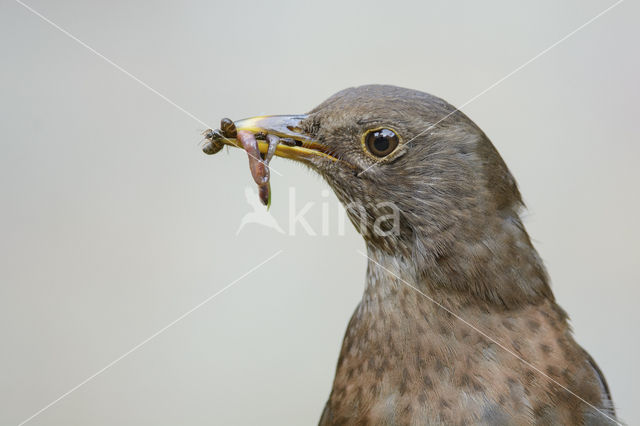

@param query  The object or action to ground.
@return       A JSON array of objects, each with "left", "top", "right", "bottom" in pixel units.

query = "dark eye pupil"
[
  {"left": 373, "top": 135, "right": 389, "bottom": 152},
  {"left": 365, "top": 128, "right": 398, "bottom": 157}
]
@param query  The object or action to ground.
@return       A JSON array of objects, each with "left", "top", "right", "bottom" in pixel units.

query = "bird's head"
[{"left": 210, "top": 85, "right": 550, "bottom": 305}]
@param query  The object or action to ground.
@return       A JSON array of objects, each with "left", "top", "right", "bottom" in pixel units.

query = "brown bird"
[{"left": 205, "top": 85, "right": 617, "bottom": 425}]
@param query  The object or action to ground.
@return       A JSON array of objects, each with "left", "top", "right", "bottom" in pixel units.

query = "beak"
[{"left": 205, "top": 115, "right": 337, "bottom": 162}]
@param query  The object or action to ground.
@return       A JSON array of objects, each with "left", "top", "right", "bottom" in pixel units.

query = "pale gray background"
[{"left": 1, "top": 0, "right": 638, "bottom": 425}]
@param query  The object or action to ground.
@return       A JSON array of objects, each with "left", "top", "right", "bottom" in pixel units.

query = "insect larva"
[
  {"left": 258, "top": 183, "right": 271, "bottom": 207},
  {"left": 237, "top": 130, "right": 269, "bottom": 186},
  {"left": 203, "top": 120, "right": 280, "bottom": 208},
  {"left": 265, "top": 134, "right": 279, "bottom": 165}
]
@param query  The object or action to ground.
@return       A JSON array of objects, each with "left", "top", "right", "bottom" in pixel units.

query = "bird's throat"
[{"left": 363, "top": 212, "right": 554, "bottom": 310}]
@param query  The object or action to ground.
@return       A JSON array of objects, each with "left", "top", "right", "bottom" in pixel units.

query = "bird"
[{"left": 205, "top": 85, "right": 617, "bottom": 425}]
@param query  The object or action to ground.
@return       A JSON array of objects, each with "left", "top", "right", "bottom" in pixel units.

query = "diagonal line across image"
[{"left": 16, "top": 250, "right": 283, "bottom": 426}]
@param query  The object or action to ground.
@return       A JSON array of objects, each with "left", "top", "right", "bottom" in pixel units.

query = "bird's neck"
[{"left": 364, "top": 213, "right": 554, "bottom": 310}]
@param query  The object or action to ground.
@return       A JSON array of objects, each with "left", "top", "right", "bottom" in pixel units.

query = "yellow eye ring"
[{"left": 361, "top": 127, "right": 401, "bottom": 159}]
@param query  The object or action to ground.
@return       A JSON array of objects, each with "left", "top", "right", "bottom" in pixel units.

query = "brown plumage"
[{"left": 206, "top": 85, "right": 617, "bottom": 425}]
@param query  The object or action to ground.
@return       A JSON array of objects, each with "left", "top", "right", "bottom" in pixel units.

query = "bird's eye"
[{"left": 363, "top": 128, "right": 399, "bottom": 158}]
